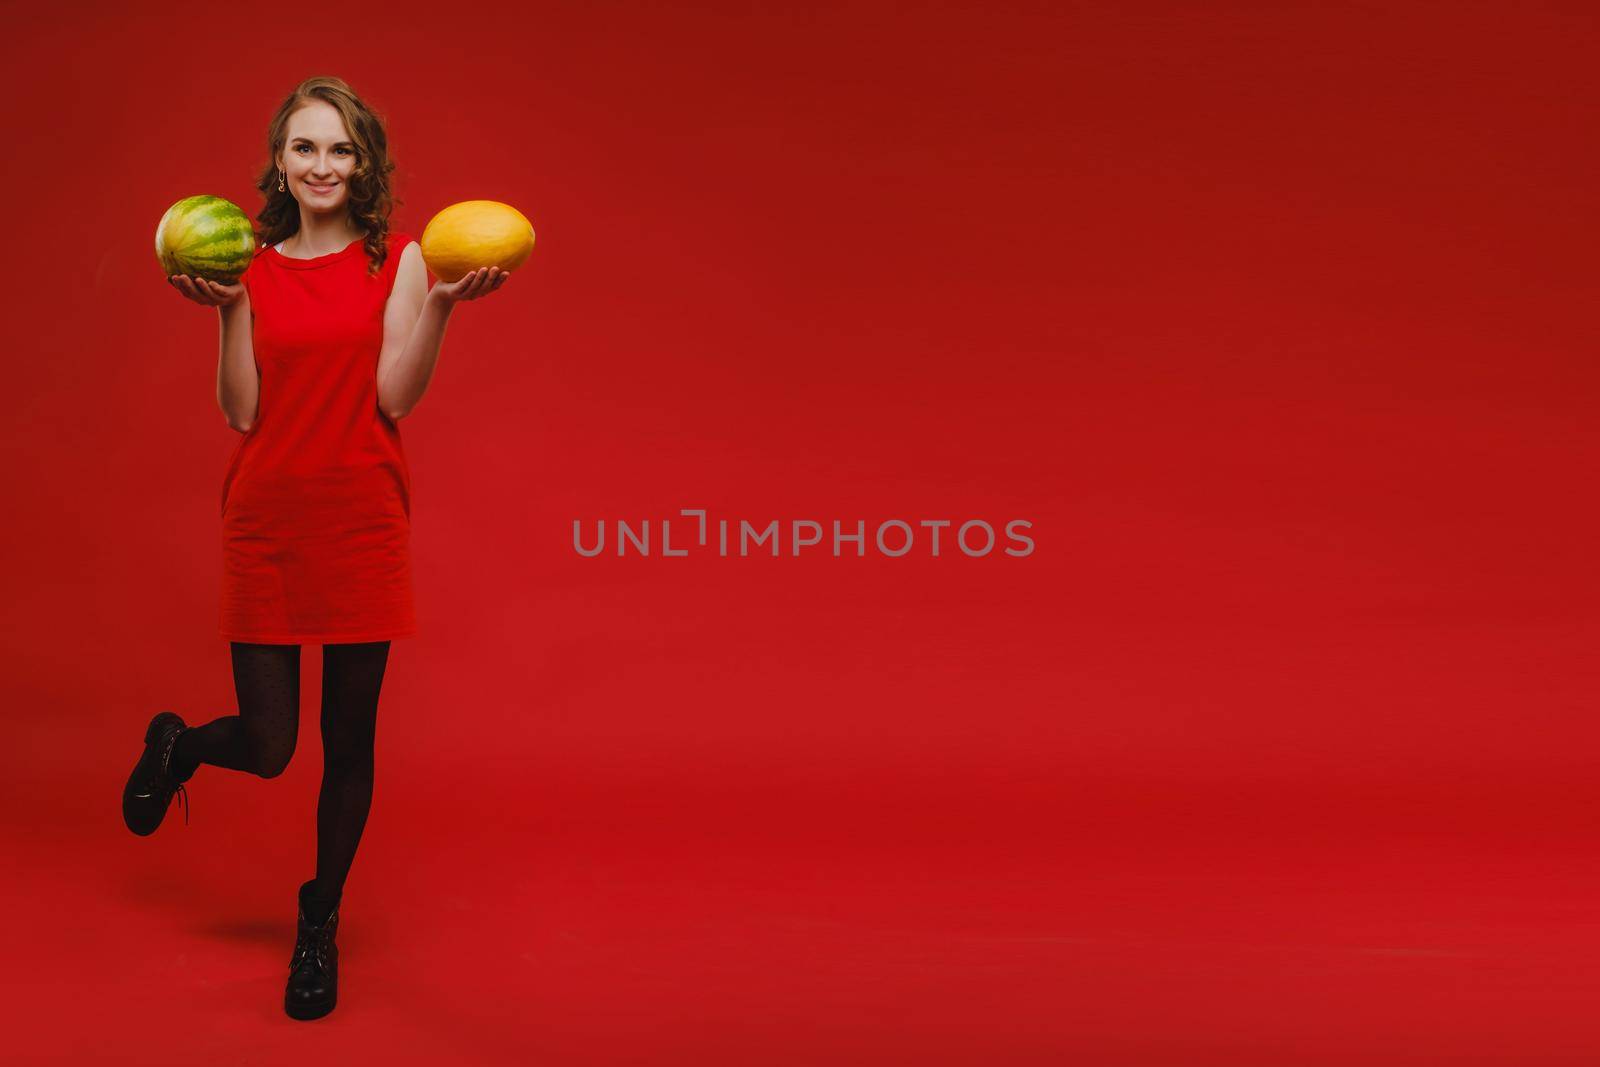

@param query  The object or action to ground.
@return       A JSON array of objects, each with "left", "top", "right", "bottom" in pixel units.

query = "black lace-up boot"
[
  {"left": 286, "top": 879, "right": 342, "bottom": 1020},
  {"left": 122, "top": 711, "right": 191, "bottom": 836}
]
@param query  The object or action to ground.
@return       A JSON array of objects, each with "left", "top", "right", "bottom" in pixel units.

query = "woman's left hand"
[{"left": 432, "top": 267, "right": 510, "bottom": 306}]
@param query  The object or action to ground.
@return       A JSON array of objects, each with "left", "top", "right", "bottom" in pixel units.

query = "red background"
[{"left": 1, "top": 2, "right": 1596, "bottom": 1062}]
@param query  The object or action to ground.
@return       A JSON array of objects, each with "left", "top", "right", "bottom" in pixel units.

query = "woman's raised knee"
[{"left": 255, "top": 745, "right": 294, "bottom": 778}]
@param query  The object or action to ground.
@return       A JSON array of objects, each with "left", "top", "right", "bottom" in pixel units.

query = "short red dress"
[{"left": 219, "top": 231, "right": 419, "bottom": 645}]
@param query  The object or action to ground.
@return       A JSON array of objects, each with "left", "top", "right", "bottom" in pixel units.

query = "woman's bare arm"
[
  {"left": 170, "top": 273, "right": 255, "bottom": 432},
  {"left": 216, "top": 298, "right": 258, "bottom": 431},
  {"left": 377, "top": 246, "right": 509, "bottom": 421}
]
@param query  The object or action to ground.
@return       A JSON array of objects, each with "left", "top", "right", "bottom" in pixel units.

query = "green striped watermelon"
[{"left": 154, "top": 195, "right": 255, "bottom": 284}]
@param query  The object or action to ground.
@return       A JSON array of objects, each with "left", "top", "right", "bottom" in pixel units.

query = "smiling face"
[{"left": 277, "top": 101, "right": 357, "bottom": 212}]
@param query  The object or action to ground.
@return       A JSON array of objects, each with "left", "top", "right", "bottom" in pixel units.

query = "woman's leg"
[
  {"left": 305, "top": 640, "right": 390, "bottom": 908},
  {"left": 170, "top": 642, "right": 301, "bottom": 780}
]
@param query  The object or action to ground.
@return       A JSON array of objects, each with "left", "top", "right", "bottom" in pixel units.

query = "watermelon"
[{"left": 155, "top": 195, "right": 256, "bottom": 284}]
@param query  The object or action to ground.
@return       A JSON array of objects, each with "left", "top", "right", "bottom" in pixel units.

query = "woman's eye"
[{"left": 293, "top": 146, "right": 353, "bottom": 154}]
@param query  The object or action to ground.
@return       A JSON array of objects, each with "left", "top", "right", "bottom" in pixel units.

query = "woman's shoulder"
[{"left": 378, "top": 232, "right": 423, "bottom": 289}]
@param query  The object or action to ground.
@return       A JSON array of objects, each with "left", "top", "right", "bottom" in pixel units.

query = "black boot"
[
  {"left": 122, "top": 711, "right": 191, "bottom": 836},
  {"left": 286, "top": 879, "right": 341, "bottom": 1020}
]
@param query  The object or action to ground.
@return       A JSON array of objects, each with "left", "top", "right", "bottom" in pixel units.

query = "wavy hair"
[{"left": 253, "top": 76, "right": 400, "bottom": 277}]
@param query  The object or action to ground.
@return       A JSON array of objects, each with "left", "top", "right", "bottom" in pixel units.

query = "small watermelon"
[
  {"left": 155, "top": 195, "right": 256, "bottom": 284},
  {"left": 420, "top": 200, "right": 535, "bottom": 283}
]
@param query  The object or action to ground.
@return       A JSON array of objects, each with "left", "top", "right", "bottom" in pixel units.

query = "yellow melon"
[{"left": 419, "top": 200, "right": 535, "bottom": 283}]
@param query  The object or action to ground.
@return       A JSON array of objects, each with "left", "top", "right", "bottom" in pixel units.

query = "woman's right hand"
[{"left": 169, "top": 274, "right": 245, "bottom": 308}]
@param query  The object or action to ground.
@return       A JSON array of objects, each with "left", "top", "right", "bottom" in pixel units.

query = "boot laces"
[
  {"left": 291, "top": 912, "right": 338, "bottom": 975},
  {"left": 157, "top": 725, "right": 189, "bottom": 826}
]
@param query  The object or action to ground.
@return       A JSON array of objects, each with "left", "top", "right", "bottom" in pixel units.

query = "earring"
[{"left": 278, "top": 170, "right": 285, "bottom": 192}]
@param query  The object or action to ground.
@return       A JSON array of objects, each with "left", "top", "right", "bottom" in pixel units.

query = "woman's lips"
[{"left": 306, "top": 183, "right": 338, "bottom": 194}]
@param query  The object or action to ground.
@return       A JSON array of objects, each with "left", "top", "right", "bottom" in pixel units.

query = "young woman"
[{"left": 121, "top": 75, "right": 509, "bottom": 1021}]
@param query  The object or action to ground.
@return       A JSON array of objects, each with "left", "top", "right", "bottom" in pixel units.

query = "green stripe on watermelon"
[{"left": 184, "top": 231, "right": 253, "bottom": 254}]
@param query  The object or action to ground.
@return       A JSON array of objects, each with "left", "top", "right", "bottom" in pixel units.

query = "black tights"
[{"left": 170, "top": 641, "right": 390, "bottom": 907}]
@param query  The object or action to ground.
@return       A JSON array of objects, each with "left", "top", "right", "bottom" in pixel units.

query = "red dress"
[{"left": 220, "top": 232, "right": 419, "bottom": 644}]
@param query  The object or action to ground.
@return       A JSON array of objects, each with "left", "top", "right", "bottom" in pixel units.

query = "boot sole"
[{"left": 285, "top": 991, "right": 336, "bottom": 1020}]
